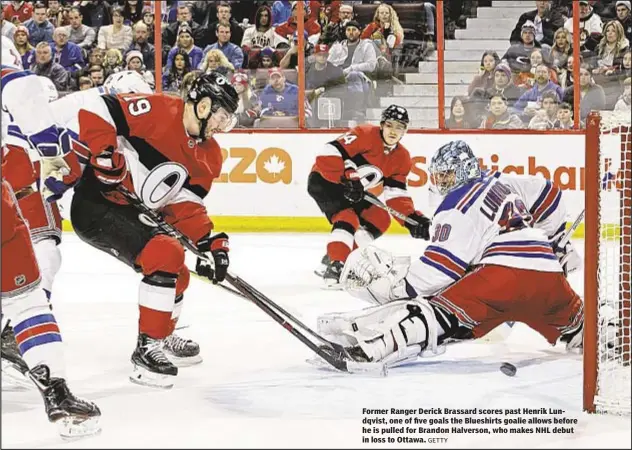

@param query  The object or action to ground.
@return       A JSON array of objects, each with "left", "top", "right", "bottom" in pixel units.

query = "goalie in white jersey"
[{"left": 318, "top": 140, "right": 584, "bottom": 367}]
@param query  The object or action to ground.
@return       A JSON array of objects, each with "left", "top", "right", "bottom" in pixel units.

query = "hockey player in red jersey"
[
  {"left": 1, "top": 146, "right": 101, "bottom": 439},
  {"left": 308, "top": 105, "right": 431, "bottom": 288},
  {"left": 66, "top": 72, "right": 238, "bottom": 388}
]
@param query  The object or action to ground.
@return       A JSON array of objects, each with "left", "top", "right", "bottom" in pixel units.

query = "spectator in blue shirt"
[
  {"left": 513, "top": 63, "right": 564, "bottom": 122},
  {"left": 260, "top": 67, "right": 301, "bottom": 116},
  {"left": 201, "top": 21, "right": 243, "bottom": 70},
  {"left": 23, "top": 2, "right": 55, "bottom": 46},
  {"left": 167, "top": 23, "right": 203, "bottom": 73},
  {"left": 51, "top": 26, "right": 84, "bottom": 73},
  {"left": 272, "top": 0, "right": 292, "bottom": 27}
]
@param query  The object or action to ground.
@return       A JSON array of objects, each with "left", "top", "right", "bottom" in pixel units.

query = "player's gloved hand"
[
  {"left": 196, "top": 232, "right": 230, "bottom": 283},
  {"left": 90, "top": 146, "right": 127, "bottom": 190},
  {"left": 404, "top": 211, "right": 431, "bottom": 240},
  {"left": 41, "top": 157, "right": 72, "bottom": 202},
  {"left": 341, "top": 169, "right": 364, "bottom": 204}
]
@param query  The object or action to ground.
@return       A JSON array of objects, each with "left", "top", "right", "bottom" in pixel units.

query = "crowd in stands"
[{"left": 450, "top": 0, "right": 631, "bottom": 130}]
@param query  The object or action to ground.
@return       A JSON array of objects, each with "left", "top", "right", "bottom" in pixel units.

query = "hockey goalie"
[{"left": 317, "top": 140, "right": 584, "bottom": 367}]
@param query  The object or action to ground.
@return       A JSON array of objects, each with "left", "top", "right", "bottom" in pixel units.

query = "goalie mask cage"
[{"left": 584, "top": 111, "right": 631, "bottom": 415}]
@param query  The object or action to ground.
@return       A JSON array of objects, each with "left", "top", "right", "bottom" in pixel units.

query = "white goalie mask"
[{"left": 103, "top": 70, "right": 153, "bottom": 94}]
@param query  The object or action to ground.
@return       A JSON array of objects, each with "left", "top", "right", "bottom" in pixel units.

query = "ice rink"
[{"left": 1, "top": 232, "right": 630, "bottom": 449}]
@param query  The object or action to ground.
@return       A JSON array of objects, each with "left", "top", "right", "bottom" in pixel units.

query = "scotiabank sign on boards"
[{"left": 208, "top": 133, "right": 590, "bottom": 219}]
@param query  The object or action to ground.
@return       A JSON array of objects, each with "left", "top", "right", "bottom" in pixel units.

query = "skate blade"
[
  {"left": 129, "top": 365, "right": 175, "bottom": 389},
  {"left": 320, "top": 280, "right": 344, "bottom": 291},
  {"left": 165, "top": 353, "right": 203, "bottom": 368},
  {"left": 306, "top": 356, "right": 388, "bottom": 377},
  {"left": 56, "top": 416, "right": 102, "bottom": 441}
]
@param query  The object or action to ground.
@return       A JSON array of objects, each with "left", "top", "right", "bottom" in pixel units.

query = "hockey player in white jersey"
[{"left": 317, "top": 141, "right": 584, "bottom": 367}]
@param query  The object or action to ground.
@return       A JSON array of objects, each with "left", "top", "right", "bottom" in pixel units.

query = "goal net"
[{"left": 584, "top": 111, "right": 631, "bottom": 415}]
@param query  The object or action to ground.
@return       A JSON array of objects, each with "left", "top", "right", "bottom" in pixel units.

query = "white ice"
[{"left": 2, "top": 233, "right": 630, "bottom": 449}]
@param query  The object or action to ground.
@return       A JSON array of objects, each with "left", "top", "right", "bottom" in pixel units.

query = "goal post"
[{"left": 584, "top": 111, "right": 631, "bottom": 415}]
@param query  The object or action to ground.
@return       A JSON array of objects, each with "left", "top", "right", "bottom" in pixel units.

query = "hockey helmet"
[
  {"left": 429, "top": 140, "right": 481, "bottom": 195},
  {"left": 381, "top": 105, "right": 409, "bottom": 126},
  {"left": 186, "top": 71, "right": 239, "bottom": 139},
  {"left": 103, "top": 70, "right": 153, "bottom": 94}
]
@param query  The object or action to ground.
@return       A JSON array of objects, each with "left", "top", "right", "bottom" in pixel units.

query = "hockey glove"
[
  {"left": 404, "top": 212, "right": 431, "bottom": 240},
  {"left": 90, "top": 146, "right": 127, "bottom": 189},
  {"left": 341, "top": 169, "right": 364, "bottom": 204},
  {"left": 196, "top": 232, "right": 230, "bottom": 283}
]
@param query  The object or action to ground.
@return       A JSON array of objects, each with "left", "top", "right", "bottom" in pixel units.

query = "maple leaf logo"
[{"left": 263, "top": 154, "right": 286, "bottom": 179}]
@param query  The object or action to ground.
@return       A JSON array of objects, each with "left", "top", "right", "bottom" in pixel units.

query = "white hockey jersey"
[{"left": 407, "top": 172, "right": 562, "bottom": 298}]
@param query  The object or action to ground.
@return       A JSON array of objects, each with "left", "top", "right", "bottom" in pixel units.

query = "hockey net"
[{"left": 584, "top": 111, "right": 631, "bottom": 415}]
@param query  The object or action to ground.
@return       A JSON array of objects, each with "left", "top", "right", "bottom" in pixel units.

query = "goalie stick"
[
  {"left": 117, "top": 185, "right": 386, "bottom": 376},
  {"left": 362, "top": 194, "right": 419, "bottom": 227}
]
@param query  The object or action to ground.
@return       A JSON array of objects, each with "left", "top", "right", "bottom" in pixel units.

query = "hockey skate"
[
  {"left": 1, "top": 322, "right": 32, "bottom": 390},
  {"left": 314, "top": 254, "right": 330, "bottom": 278},
  {"left": 130, "top": 333, "right": 178, "bottom": 389},
  {"left": 163, "top": 333, "right": 202, "bottom": 367},
  {"left": 322, "top": 260, "right": 345, "bottom": 290},
  {"left": 28, "top": 364, "right": 101, "bottom": 440}
]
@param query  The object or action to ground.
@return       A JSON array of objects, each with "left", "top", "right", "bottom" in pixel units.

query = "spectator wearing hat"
[
  {"left": 468, "top": 50, "right": 500, "bottom": 95},
  {"left": 162, "top": 4, "right": 205, "bottom": 50},
  {"left": 126, "top": 20, "right": 155, "bottom": 71},
  {"left": 31, "top": 41, "right": 70, "bottom": 91},
  {"left": 306, "top": 43, "right": 345, "bottom": 90},
  {"left": 616, "top": 1, "right": 632, "bottom": 42},
  {"left": 3, "top": 1, "right": 35, "bottom": 24},
  {"left": 12, "top": 25, "right": 35, "bottom": 69},
  {"left": 125, "top": 49, "right": 154, "bottom": 88},
  {"left": 260, "top": 67, "right": 303, "bottom": 116},
  {"left": 23, "top": 2, "right": 54, "bottom": 46},
  {"left": 163, "top": 48, "right": 192, "bottom": 93},
  {"left": 201, "top": 21, "right": 244, "bottom": 70},
  {"left": 502, "top": 20, "right": 543, "bottom": 73},
  {"left": 166, "top": 23, "right": 203, "bottom": 73},
  {"left": 2, "top": 16, "right": 17, "bottom": 40},
  {"left": 242, "top": 5, "right": 288, "bottom": 50},
  {"left": 63, "top": 6, "right": 96, "bottom": 50},
  {"left": 231, "top": 71, "right": 261, "bottom": 128},
  {"left": 207, "top": 2, "right": 243, "bottom": 47},
  {"left": 328, "top": 19, "right": 377, "bottom": 77},
  {"left": 97, "top": 6, "right": 133, "bottom": 51},
  {"left": 51, "top": 26, "right": 84, "bottom": 73},
  {"left": 509, "top": 0, "right": 565, "bottom": 47},
  {"left": 280, "top": 29, "right": 314, "bottom": 70},
  {"left": 257, "top": 46, "right": 278, "bottom": 68},
  {"left": 563, "top": 0, "right": 603, "bottom": 52},
  {"left": 274, "top": 1, "right": 321, "bottom": 42},
  {"left": 487, "top": 62, "right": 524, "bottom": 106}
]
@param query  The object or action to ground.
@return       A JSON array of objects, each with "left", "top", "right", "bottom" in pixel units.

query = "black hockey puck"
[{"left": 500, "top": 362, "right": 517, "bottom": 377}]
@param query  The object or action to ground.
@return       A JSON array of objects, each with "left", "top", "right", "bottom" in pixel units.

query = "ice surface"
[{"left": 1, "top": 234, "right": 630, "bottom": 449}]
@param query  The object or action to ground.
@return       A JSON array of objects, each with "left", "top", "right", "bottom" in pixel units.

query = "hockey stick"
[
  {"left": 362, "top": 194, "right": 419, "bottom": 226},
  {"left": 557, "top": 208, "right": 585, "bottom": 249},
  {"left": 117, "top": 185, "right": 385, "bottom": 375}
]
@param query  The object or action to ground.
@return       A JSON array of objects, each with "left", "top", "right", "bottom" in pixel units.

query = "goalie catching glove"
[{"left": 195, "top": 232, "right": 230, "bottom": 283}]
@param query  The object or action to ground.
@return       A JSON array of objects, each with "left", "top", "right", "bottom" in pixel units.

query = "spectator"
[
  {"left": 274, "top": 1, "right": 321, "bottom": 42},
  {"left": 51, "top": 26, "right": 84, "bottom": 73},
  {"left": 446, "top": 95, "right": 475, "bottom": 129},
  {"left": 515, "top": 48, "right": 559, "bottom": 88},
  {"left": 615, "top": 0, "right": 632, "bottom": 42},
  {"left": 480, "top": 94, "right": 524, "bottom": 129},
  {"left": 162, "top": 4, "right": 205, "bottom": 49},
  {"left": 509, "top": 1, "right": 565, "bottom": 47},
  {"left": 258, "top": 46, "right": 278, "bottom": 68},
  {"left": 272, "top": 0, "right": 293, "bottom": 27},
  {"left": 487, "top": 63, "right": 523, "bottom": 106},
  {"left": 13, "top": 25, "right": 35, "bottom": 69},
  {"left": 502, "top": 20, "right": 542, "bottom": 73},
  {"left": 166, "top": 23, "right": 203, "bottom": 73},
  {"left": 122, "top": 0, "right": 143, "bottom": 26},
  {"left": 280, "top": 30, "right": 314, "bottom": 70},
  {"left": 202, "top": 22, "right": 244, "bottom": 70},
  {"left": 528, "top": 90, "right": 559, "bottom": 129},
  {"left": 163, "top": 48, "right": 191, "bottom": 92},
  {"left": 260, "top": 67, "right": 301, "bottom": 116},
  {"left": 46, "top": 0, "right": 67, "bottom": 28},
  {"left": 468, "top": 87, "right": 491, "bottom": 126},
  {"left": 2, "top": 16, "right": 17, "bottom": 40},
  {"left": 23, "top": 2, "right": 54, "bottom": 46},
  {"left": 592, "top": 20, "right": 630, "bottom": 76},
  {"left": 320, "top": 2, "right": 353, "bottom": 45},
  {"left": 231, "top": 71, "right": 261, "bottom": 127},
  {"left": 468, "top": 50, "right": 500, "bottom": 95},
  {"left": 141, "top": 6, "right": 154, "bottom": 44},
  {"left": 127, "top": 20, "right": 155, "bottom": 70},
  {"left": 64, "top": 6, "right": 96, "bottom": 50},
  {"left": 3, "top": 1, "right": 34, "bottom": 24},
  {"left": 31, "top": 41, "right": 69, "bottom": 91},
  {"left": 78, "top": 75, "right": 94, "bottom": 90},
  {"left": 614, "top": 76, "right": 631, "bottom": 110},
  {"left": 360, "top": 2, "right": 403, "bottom": 53},
  {"left": 87, "top": 46, "right": 105, "bottom": 68},
  {"left": 563, "top": 0, "right": 603, "bottom": 52},
  {"left": 241, "top": 5, "right": 288, "bottom": 50},
  {"left": 306, "top": 43, "right": 345, "bottom": 89},
  {"left": 552, "top": 102, "right": 576, "bottom": 129},
  {"left": 550, "top": 27, "right": 572, "bottom": 73},
  {"left": 125, "top": 49, "right": 154, "bottom": 87},
  {"left": 207, "top": 1, "right": 243, "bottom": 47},
  {"left": 79, "top": 0, "right": 112, "bottom": 28},
  {"left": 199, "top": 48, "right": 234, "bottom": 75},
  {"left": 328, "top": 20, "right": 377, "bottom": 77},
  {"left": 514, "top": 63, "right": 564, "bottom": 120},
  {"left": 189, "top": 1, "right": 214, "bottom": 28},
  {"left": 103, "top": 48, "right": 124, "bottom": 78},
  {"left": 558, "top": 53, "right": 581, "bottom": 88},
  {"left": 562, "top": 63, "right": 606, "bottom": 122},
  {"left": 88, "top": 64, "right": 105, "bottom": 86},
  {"left": 97, "top": 6, "right": 133, "bottom": 51}
]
